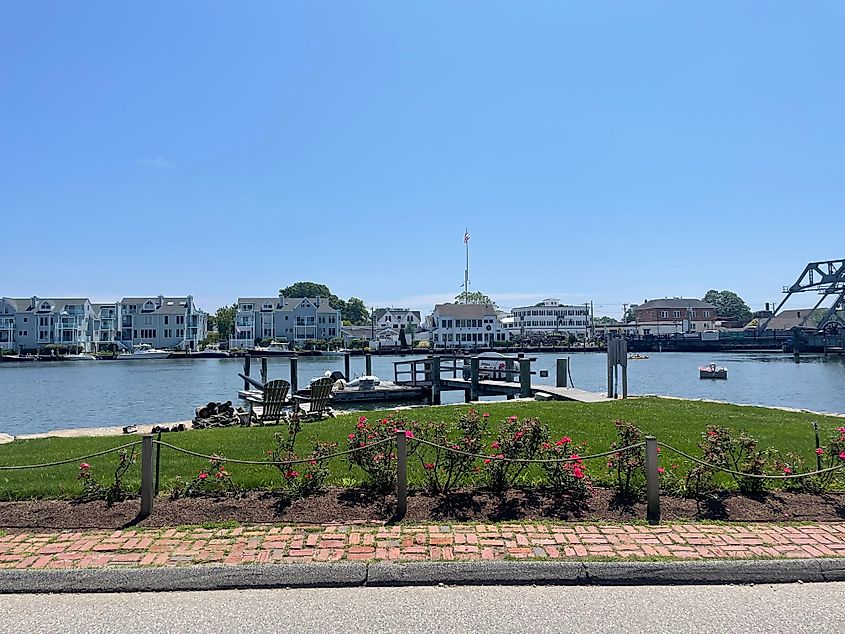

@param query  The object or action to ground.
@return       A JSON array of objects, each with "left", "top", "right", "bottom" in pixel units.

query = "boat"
[
  {"left": 185, "top": 348, "right": 230, "bottom": 359},
  {"left": 699, "top": 363, "right": 727, "bottom": 380},
  {"left": 0, "top": 354, "right": 37, "bottom": 363},
  {"left": 64, "top": 353, "right": 98, "bottom": 361},
  {"left": 628, "top": 354, "right": 649, "bottom": 360},
  {"left": 115, "top": 343, "right": 171, "bottom": 360},
  {"left": 251, "top": 341, "right": 294, "bottom": 357}
]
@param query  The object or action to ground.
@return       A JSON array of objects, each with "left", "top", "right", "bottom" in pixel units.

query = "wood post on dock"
[
  {"left": 430, "top": 356, "right": 441, "bottom": 405},
  {"left": 289, "top": 357, "right": 298, "bottom": 394},
  {"left": 260, "top": 357, "right": 268, "bottom": 385},
  {"left": 469, "top": 357, "right": 480, "bottom": 402},
  {"left": 365, "top": 353, "right": 372, "bottom": 376},
  {"left": 519, "top": 358, "right": 531, "bottom": 398},
  {"left": 243, "top": 356, "right": 251, "bottom": 391},
  {"left": 344, "top": 352, "right": 351, "bottom": 381},
  {"left": 556, "top": 358, "right": 568, "bottom": 388}
]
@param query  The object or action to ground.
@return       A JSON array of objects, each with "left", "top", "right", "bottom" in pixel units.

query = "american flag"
[{"left": 464, "top": 231, "right": 470, "bottom": 244}]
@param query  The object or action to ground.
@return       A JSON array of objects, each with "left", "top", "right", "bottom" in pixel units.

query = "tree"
[
  {"left": 279, "top": 282, "right": 344, "bottom": 309},
  {"left": 398, "top": 324, "right": 408, "bottom": 348},
  {"left": 702, "top": 290, "right": 752, "bottom": 322},
  {"left": 623, "top": 306, "right": 637, "bottom": 323},
  {"left": 342, "top": 297, "right": 369, "bottom": 325},
  {"left": 594, "top": 316, "right": 619, "bottom": 325},
  {"left": 209, "top": 304, "right": 237, "bottom": 341},
  {"left": 454, "top": 291, "right": 497, "bottom": 308}
]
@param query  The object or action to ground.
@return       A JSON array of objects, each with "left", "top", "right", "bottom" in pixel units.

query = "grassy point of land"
[{"left": 1, "top": 397, "right": 843, "bottom": 500}]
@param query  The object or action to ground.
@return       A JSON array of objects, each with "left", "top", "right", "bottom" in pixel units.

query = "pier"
[{"left": 394, "top": 355, "right": 609, "bottom": 404}]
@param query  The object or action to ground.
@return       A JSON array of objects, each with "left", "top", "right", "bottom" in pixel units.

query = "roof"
[
  {"left": 236, "top": 297, "right": 277, "bottom": 306},
  {"left": 374, "top": 308, "right": 421, "bottom": 320},
  {"left": 341, "top": 325, "right": 396, "bottom": 338},
  {"left": 763, "top": 309, "right": 845, "bottom": 331},
  {"left": 634, "top": 299, "right": 716, "bottom": 311},
  {"left": 119, "top": 297, "right": 198, "bottom": 315},
  {"left": 433, "top": 303, "right": 498, "bottom": 318},
  {"left": 19, "top": 298, "right": 91, "bottom": 312}
]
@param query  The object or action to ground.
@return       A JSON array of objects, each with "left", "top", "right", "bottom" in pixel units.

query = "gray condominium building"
[
  {"left": 118, "top": 296, "right": 207, "bottom": 350},
  {"left": 230, "top": 295, "right": 341, "bottom": 348}
]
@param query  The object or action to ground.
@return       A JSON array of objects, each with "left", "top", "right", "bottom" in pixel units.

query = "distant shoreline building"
[
  {"left": 630, "top": 298, "right": 716, "bottom": 335},
  {"left": 230, "top": 295, "right": 341, "bottom": 348},
  {"left": 430, "top": 303, "right": 507, "bottom": 348},
  {"left": 504, "top": 298, "right": 591, "bottom": 338}
]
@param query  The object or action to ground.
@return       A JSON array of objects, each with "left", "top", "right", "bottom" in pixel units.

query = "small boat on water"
[
  {"left": 64, "top": 353, "right": 98, "bottom": 361},
  {"left": 252, "top": 341, "right": 294, "bottom": 357},
  {"left": 115, "top": 343, "right": 170, "bottom": 360},
  {"left": 186, "top": 349, "right": 230, "bottom": 359},
  {"left": 699, "top": 363, "right": 728, "bottom": 380},
  {"left": 628, "top": 354, "right": 649, "bottom": 360}
]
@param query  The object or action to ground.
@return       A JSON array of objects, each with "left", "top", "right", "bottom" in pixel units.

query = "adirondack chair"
[
  {"left": 247, "top": 379, "right": 291, "bottom": 426},
  {"left": 292, "top": 376, "right": 335, "bottom": 421}
]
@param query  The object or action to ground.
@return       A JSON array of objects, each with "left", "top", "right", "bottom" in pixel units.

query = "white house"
[
  {"left": 506, "top": 298, "right": 590, "bottom": 338},
  {"left": 430, "top": 303, "right": 507, "bottom": 348},
  {"left": 373, "top": 308, "right": 421, "bottom": 330}
]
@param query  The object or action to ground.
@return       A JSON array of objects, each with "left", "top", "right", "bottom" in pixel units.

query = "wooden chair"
[
  {"left": 247, "top": 379, "right": 291, "bottom": 425},
  {"left": 292, "top": 377, "right": 335, "bottom": 421}
]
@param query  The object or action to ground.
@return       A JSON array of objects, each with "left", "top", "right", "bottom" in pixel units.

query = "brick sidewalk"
[{"left": 2, "top": 523, "right": 845, "bottom": 571}]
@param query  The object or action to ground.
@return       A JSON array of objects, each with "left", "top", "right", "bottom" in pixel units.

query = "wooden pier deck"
[{"left": 438, "top": 378, "right": 609, "bottom": 403}]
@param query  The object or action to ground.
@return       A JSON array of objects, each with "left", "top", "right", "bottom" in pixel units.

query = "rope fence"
[
  {"left": 3, "top": 431, "right": 844, "bottom": 523},
  {"left": 0, "top": 441, "right": 141, "bottom": 471}
]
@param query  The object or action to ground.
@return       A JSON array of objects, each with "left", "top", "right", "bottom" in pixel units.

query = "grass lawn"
[{"left": 0, "top": 397, "right": 842, "bottom": 500}]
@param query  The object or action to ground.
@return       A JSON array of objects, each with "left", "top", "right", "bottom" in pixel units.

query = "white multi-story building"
[
  {"left": 430, "top": 303, "right": 507, "bottom": 348},
  {"left": 0, "top": 297, "right": 97, "bottom": 352},
  {"left": 506, "top": 298, "right": 591, "bottom": 338},
  {"left": 373, "top": 308, "right": 422, "bottom": 330}
]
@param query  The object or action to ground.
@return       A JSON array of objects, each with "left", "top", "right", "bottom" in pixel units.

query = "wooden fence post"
[
  {"left": 395, "top": 430, "right": 407, "bottom": 520},
  {"left": 519, "top": 358, "right": 531, "bottom": 398},
  {"left": 140, "top": 434, "right": 154, "bottom": 519},
  {"left": 645, "top": 436, "right": 660, "bottom": 523}
]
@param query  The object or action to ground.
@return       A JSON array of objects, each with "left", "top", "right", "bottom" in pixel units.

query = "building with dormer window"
[
  {"left": 230, "top": 295, "right": 341, "bottom": 348},
  {"left": 118, "top": 295, "right": 207, "bottom": 350}
]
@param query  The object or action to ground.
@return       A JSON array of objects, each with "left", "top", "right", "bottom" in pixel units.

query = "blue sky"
[{"left": 1, "top": 1, "right": 843, "bottom": 318}]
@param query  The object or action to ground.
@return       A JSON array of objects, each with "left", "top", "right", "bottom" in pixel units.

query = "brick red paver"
[{"left": 2, "top": 523, "right": 845, "bottom": 570}]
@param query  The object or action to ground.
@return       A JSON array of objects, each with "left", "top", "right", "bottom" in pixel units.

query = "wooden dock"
[{"left": 394, "top": 355, "right": 610, "bottom": 404}]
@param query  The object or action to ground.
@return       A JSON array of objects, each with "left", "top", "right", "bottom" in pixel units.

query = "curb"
[{"left": 2, "top": 559, "right": 845, "bottom": 593}]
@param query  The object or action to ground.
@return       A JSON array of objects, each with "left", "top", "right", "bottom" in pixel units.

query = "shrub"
[
  {"left": 267, "top": 417, "right": 336, "bottom": 499},
  {"left": 697, "top": 425, "right": 772, "bottom": 495},
  {"left": 541, "top": 435, "right": 590, "bottom": 512},
  {"left": 170, "top": 455, "right": 236, "bottom": 498},
  {"left": 484, "top": 416, "right": 549, "bottom": 492},
  {"left": 772, "top": 425, "right": 845, "bottom": 494},
  {"left": 415, "top": 409, "right": 487, "bottom": 495},
  {"left": 77, "top": 446, "right": 137, "bottom": 505},
  {"left": 346, "top": 416, "right": 417, "bottom": 492},
  {"left": 607, "top": 419, "right": 646, "bottom": 497}
]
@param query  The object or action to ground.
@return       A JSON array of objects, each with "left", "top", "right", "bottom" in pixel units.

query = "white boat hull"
[{"left": 116, "top": 352, "right": 170, "bottom": 360}]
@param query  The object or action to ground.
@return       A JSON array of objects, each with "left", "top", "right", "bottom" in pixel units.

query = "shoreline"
[{"left": 2, "top": 395, "right": 845, "bottom": 445}]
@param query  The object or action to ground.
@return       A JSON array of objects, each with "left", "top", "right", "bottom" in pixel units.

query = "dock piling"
[
  {"left": 556, "top": 358, "right": 568, "bottom": 388},
  {"left": 469, "top": 357, "right": 480, "bottom": 401},
  {"left": 260, "top": 357, "right": 268, "bottom": 386},
  {"left": 365, "top": 353, "right": 372, "bottom": 376},
  {"left": 519, "top": 358, "right": 531, "bottom": 398},
  {"left": 289, "top": 357, "right": 298, "bottom": 394},
  {"left": 344, "top": 352, "right": 351, "bottom": 381},
  {"left": 243, "top": 356, "right": 251, "bottom": 392}
]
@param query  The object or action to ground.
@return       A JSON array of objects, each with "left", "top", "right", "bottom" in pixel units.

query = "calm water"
[{"left": 0, "top": 352, "right": 844, "bottom": 436}]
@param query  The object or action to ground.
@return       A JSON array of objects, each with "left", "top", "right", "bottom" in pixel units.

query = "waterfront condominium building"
[
  {"left": 372, "top": 308, "right": 422, "bottom": 330},
  {"left": 429, "top": 303, "right": 507, "bottom": 348},
  {"left": 118, "top": 295, "right": 208, "bottom": 350},
  {"left": 505, "top": 298, "right": 591, "bottom": 338},
  {"left": 230, "top": 295, "right": 341, "bottom": 348},
  {"left": 0, "top": 296, "right": 97, "bottom": 352}
]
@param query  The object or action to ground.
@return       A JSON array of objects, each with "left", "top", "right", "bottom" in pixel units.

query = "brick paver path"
[{"left": 2, "top": 523, "right": 845, "bottom": 570}]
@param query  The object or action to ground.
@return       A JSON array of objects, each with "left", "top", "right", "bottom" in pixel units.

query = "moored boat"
[
  {"left": 115, "top": 343, "right": 170, "bottom": 360},
  {"left": 64, "top": 353, "right": 98, "bottom": 361},
  {"left": 699, "top": 363, "right": 727, "bottom": 379},
  {"left": 251, "top": 341, "right": 294, "bottom": 357}
]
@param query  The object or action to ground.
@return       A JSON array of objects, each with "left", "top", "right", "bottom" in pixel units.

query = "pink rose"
[
  {"left": 572, "top": 466, "right": 584, "bottom": 479},
  {"left": 424, "top": 463, "right": 435, "bottom": 470},
  {"left": 405, "top": 430, "right": 414, "bottom": 439},
  {"left": 815, "top": 448, "right": 824, "bottom": 456},
  {"left": 657, "top": 467, "right": 665, "bottom": 474},
  {"left": 358, "top": 416, "right": 367, "bottom": 424},
  {"left": 198, "top": 472, "right": 208, "bottom": 480},
  {"left": 79, "top": 463, "right": 90, "bottom": 470}
]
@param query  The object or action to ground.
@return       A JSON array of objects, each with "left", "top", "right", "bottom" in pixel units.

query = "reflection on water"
[{"left": 0, "top": 352, "right": 843, "bottom": 435}]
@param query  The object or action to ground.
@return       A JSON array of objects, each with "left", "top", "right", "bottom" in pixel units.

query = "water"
[{"left": 0, "top": 352, "right": 843, "bottom": 436}]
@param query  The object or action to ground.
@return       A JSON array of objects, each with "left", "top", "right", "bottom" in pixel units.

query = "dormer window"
[
  {"left": 142, "top": 300, "right": 156, "bottom": 312},
  {"left": 262, "top": 301, "right": 273, "bottom": 311},
  {"left": 39, "top": 301, "right": 51, "bottom": 312}
]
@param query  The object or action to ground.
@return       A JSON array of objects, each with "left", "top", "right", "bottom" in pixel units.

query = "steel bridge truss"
[{"left": 761, "top": 259, "right": 845, "bottom": 332}]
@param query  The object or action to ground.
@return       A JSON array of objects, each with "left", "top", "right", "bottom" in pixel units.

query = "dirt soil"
[{"left": 2, "top": 488, "right": 844, "bottom": 531}]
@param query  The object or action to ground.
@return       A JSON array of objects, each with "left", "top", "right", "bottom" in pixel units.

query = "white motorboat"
[
  {"left": 699, "top": 362, "right": 728, "bottom": 380},
  {"left": 252, "top": 341, "right": 294, "bottom": 356},
  {"left": 64, "top": 353, "right": 98, "bottom": 361},
  {"left": 116, "top": 343, "right": 170, "bottom": 360}
]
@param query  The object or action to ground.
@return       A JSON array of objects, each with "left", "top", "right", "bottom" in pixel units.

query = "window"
[
  {"left": 703, "top": 310, "right": 711, "bottom": 318},
  {"left": 673, "top": 311, "right": 681, "bottom": 318},
  {"left": 176, "top": 316, "right": 185, "bottom": 325},
  {"left": 164, "top": 316, "right": 169, "bottom": 325},
  {"left": 660, "top": 311, "right": 669, "bottom": 318},
  {"left": 689, "top": 310, "right": 696, "bottom": 318}
]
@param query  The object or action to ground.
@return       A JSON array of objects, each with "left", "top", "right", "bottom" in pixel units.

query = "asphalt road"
[{"left": 1, "top": 583, "right": 843, "bottom": 633}]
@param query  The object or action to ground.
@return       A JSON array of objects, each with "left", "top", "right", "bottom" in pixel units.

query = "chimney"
[
  {"left": 765, "top": 302, "right": 770, "bottom": 311},
  {"left": 315, "top": 295, "right": 321, "bottom": 306},
  {"left": 31, "top": 296, "right": 38, "bottom": 310}
]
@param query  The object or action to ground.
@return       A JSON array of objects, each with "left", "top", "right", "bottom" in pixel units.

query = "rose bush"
[
  {"left": 77, "top": 446, "right": 137, "bottom": 505},
  {"left": 606, "top": 419, "right": 645, "bottom": 497},
  {"left": 346, "top": 416, "right": 418, "bottom": 492},
  {"left": 484, "top": 416, "right": 549, "bottom": 492},
  {"left": 541, "top": 435, "right": 590, "bottom": 512},
  {"left": 415, "top": 408, "right": 487, "bottom": 495}
]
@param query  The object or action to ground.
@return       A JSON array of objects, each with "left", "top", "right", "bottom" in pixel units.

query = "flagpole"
[{"left": 464, "top": 228, "right": 469, "bottom": 304}]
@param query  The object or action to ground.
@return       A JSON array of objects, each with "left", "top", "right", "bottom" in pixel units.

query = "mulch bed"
[{"left": 2, "top": 488, "right": 845, "bottom": 530}]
